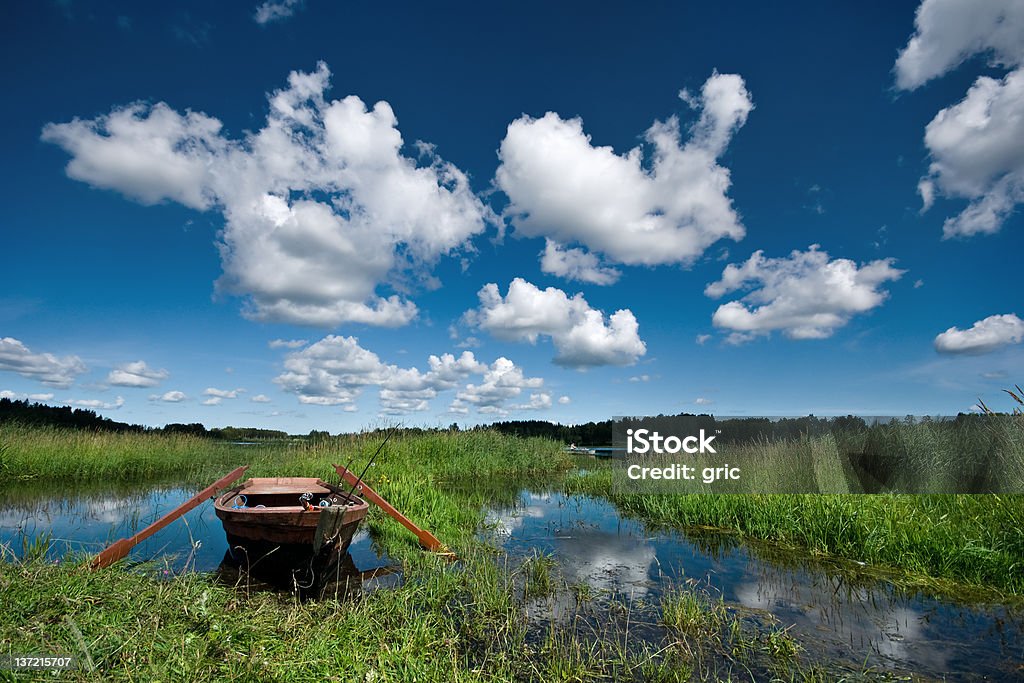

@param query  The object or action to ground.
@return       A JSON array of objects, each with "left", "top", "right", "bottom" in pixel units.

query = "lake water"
[{"left": 484, "top": 489, "right": 1024, "bottom": 680}]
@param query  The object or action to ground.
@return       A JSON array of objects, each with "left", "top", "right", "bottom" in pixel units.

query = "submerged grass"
[{"left": 659, "top": 584, "right": 806, "bottom": 680}]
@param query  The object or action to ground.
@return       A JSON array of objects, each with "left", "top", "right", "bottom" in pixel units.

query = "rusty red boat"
[{"left": 214, "top": 477, "right": 369, "bottom": 563}]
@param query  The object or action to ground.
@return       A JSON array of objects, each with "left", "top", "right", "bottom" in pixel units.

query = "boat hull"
[{"left": 214, "top": 477, "right": 369, "bottom": 558}]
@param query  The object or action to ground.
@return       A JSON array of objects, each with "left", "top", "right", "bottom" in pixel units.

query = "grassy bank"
[
  {"left": 2, "top": 547, "right": 622, "bottom": 682},
  {"left": 568, "top": 465, "right": 1024, "bottom": 595}
]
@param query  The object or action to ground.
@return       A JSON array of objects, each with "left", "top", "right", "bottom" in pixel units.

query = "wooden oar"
[
  {"left": 91, "top": 465, "right": 249, "bottom": 570},
  {"left": 333, "top": 463, "right": 453, "bottom": 557}
]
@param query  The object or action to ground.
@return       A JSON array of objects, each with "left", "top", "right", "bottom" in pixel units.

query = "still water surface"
[{"left": 484, "top": 489, "right": 1023, "bottom": 680}]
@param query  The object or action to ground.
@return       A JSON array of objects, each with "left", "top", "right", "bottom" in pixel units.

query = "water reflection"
[
  {"left": 486, "top": 490, "right": 1024, "bottom": 680},
  {"left": 215, "top": 545, "right": 401, "bottom": 600}
]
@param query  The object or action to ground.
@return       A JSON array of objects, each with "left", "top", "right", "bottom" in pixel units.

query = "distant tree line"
[
  {"left": 0, "top": 397, "right": 144, "bottom": 432},
  {"left": 5, "top": 396, "right": 1000, "bottom": 445},
  {"left": 485, "top": 419, "right": 614, "bottom": 445},
  {"left": 161, "top": 423, "right": 289, "bottom": 440},
  {"left": 0, "top": 398, "right": 285, "bottom": 440}
]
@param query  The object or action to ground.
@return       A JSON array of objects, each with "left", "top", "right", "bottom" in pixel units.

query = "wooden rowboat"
[{"left": 214, "top": 477, "right": 369, "bottom": 561}]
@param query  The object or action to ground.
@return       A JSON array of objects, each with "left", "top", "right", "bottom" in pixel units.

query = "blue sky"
[{"left": 1, "top": 0, "right": 1022, "bottom": 433}]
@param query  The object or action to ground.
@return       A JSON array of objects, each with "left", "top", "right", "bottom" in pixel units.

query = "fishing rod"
[
  {"left": 345, "top": 423, "right": 401, "bottom": 502},
  {"left": 332, "top": 426, "right": 377, "bottom": 492},
  {"left": 336, "top": 452, "right": 357, "bottom": 489}
]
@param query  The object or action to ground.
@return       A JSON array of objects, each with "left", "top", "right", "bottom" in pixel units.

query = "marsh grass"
[
  {"left": 657, "top": 584, "right": 814, "bottom": 681},
  {"left": 0, "top": 424, "right": 569, "bottom": 484},
  {"left": 661, "top": 588, "right": 728, "bottom": 637},
  {"left": 521, "top": 550, "right": 556, "bottom": 599},
  {"left": 0, "top": 424, "right": 223, "bottom": 482},
  {"left": 569, "top": 466, "right": 1024, "bottom": 594},
  {"left": 858, "top": 417, "right": 1024, "bottom": 493}
]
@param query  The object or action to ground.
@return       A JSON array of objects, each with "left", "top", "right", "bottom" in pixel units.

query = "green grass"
[
  {"left": 657, "top": 585, "right": 814, "bottom": 681},
  {"left": 0, "top": 424, "right": 224, "bottom": 483},
  {"left": 0, "top": 548, "right": 544, "bottom": 682},
  {"left": 520, "top": 550, "right": 556, "bottom": 599},
  {"left": 661, "top": 589, "right": 729, "bottom": 636},
  {"left": 856, "top": 417, "right": 1024, "bottom": 493}
]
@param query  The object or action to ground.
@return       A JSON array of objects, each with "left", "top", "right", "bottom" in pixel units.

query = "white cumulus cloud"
[
  {"left": 539, "top": 240, "right": 621, "bottom": 285},
  {"left": 496, "top": 71, "right": 751, "bottom": 280},
  {"left": 0, "top": 391, "right": 56, "bottom": 401},
  {"left": 455, "top": 357, "right": 549, "bottom": 416},
  {"left": 894, "top": 0, "right": 1024, "bottom": 91},
  {"left": 254, "top": 0, "right": 302, "bottom": 25},
  {"left": 269, "top": 338, "right": 308, "bottom": 349},
  {"left": 896, "top": 0, "right": 1024, "bottom": 238},
  {"left": 934, "top": 313, "right": 1024, "bottom": 354},
  {"left": 42, "top": 62, "right": 493, "bottom": 327},
  {"left": 251, "top": 394, "right": 272, "bottom": 403},
  {"left": 0, "top": 337, "right": 87, "bottom": 388},
  {"left": 67, "top": 396, "right": 125, "bottom": 410},
  {"left": 273, "top": 335, "right": 549, "bottom": 416},
  {"left": 705, "top": 245, "right": 904, "bottom": 340},
  {"left": 465, "top": 278, "right": 646, "bottom": 368},
  {"left": 150, "top": 390, "right": 187, "bottom": 403},
  {"left": 107, "top": 360, "right": 169, "bottom": 388},
  {"left": 204, "top": 387, "right": 244, "bottom": 399}
]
